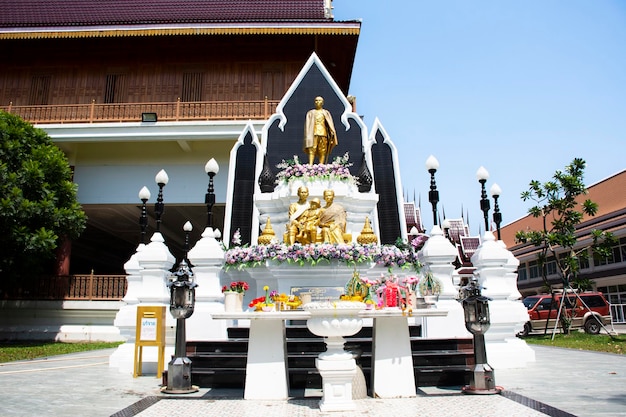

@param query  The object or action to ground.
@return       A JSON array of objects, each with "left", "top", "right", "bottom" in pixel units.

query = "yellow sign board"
[{"left": 133, "top": 306, "right": 166, "bottom": 378}]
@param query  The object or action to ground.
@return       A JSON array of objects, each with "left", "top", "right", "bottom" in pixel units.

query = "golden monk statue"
[
  {"left": 296, "top": 198, "right": 322, "bottom": 244},
  {"left": 287, "top": 186, "right": 310, "bottom": 245},
  {"left": 318, "top": 189, "right": 347, "bottom": 243},
  {"left": 303, "top": 96, "right": 337, "bottom": 165}
]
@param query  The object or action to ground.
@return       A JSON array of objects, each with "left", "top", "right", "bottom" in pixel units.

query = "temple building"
[{"left": 0, "top": 0, "right": 369, "bottom": 273}]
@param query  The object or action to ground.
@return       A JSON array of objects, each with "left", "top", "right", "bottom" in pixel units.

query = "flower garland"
[
  {"left": 275, "top": 153, "right": 357, "bottom": 185},
  {"left": 224, "top": 242, "right": 421, "bottom": 271}
]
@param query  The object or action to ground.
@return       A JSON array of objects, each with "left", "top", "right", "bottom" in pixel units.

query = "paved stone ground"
[{"left": 1, "top": 328, "right": 625, "bottom": 417}]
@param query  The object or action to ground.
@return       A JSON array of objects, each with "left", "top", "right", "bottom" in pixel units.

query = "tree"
[
  {"left": 0, "top": 111, "right": 86, "bottom": 281},
  {"left": 515, "top": 158, "right": 616, "bottom": 333}
]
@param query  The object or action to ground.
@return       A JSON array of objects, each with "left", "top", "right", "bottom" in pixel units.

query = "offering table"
[{"left": 211, "top": 308, "right": 447, "bottom": 401}]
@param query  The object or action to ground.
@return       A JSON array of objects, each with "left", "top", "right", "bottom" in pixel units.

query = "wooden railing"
[
  {"left": 1, "top": 98, "right": 279, "bottom": 124},
  {"left": 1, "top": 274, "right": 127, "bottom": 301}
]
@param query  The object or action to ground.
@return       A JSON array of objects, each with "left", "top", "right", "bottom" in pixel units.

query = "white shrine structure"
[{"left": 109, "top": 54, "right": 534, "bottom": 397}]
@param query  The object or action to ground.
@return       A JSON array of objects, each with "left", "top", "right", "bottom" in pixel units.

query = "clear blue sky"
[{"left": 334, "top": 1, "right": 626, "bottom": 233}]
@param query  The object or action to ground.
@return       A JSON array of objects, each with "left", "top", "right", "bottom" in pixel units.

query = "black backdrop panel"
[
  {"left": 371, "top": 130, "right": 401, "bottom": 244},
  {"left": 265, "top": 65, "right": 364, "bottom": 176},
  {"left": 230, "top": 131, "right": 256, "bottom": 246}
]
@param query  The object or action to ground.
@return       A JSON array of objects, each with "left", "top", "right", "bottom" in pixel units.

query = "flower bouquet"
[
  {"left": 401, "top": 275, "right": 425, "bottom": 311},
  {"left": 222, "top": 280, "right": 249, "bottom": 294},
  {"left": 222, "top": 281, "right": 248, "bottom": 312},
  {"left": 248, "top": 285, "right": 275, "bottom": 311}
]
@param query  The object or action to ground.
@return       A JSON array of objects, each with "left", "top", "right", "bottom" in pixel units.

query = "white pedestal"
[
  {"left": 244, "top": 319, "right": 289, "bottom": 400},
  {"left": 317, "top": 357, "right": 357, "bottom": 412},
  {"left": 371, "top": 315, "right": 416, "bottom": 398}
]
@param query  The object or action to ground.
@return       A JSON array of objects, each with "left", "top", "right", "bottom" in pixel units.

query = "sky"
[{"left": 333, "top": 1, "right": 626, "bottom": 233}]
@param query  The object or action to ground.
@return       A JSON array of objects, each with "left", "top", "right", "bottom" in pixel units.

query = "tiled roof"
[{"left": 0, "top": 0, "right": 330, "bottom": 28}]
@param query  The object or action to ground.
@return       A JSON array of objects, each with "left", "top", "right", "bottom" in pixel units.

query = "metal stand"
[
  {"left": 460, "top": 278, "right": 501, "bottom": 395},
  {"left": 162, "top": 318, "right": 198, "bottom": 394},
  {"left": 551, "top": 285, "right": 615, "bottom": 340},
  {"left": 162, "top": 259, "right": 199, "bottom": 394}
]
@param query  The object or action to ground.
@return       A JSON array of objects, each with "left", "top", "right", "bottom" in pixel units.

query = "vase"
[
  {"left": 423, "top": 295, "right": 439, "bottom": 306},
  {"left": 223, "top": 291, "right": 243, "bottom": 312},
  {"left": 303, "top": 301, "right": 366, "bottom": 359}
]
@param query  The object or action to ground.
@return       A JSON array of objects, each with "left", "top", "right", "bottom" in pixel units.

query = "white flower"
[{"left": 232, "top": 229, "right": 242, "bottom": 246}]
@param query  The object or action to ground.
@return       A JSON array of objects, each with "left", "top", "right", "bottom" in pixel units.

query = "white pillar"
[
  {"left": 137, "top": 232, "right": 175, "bottom": 305},
  {"left": 418, "top": 226, "right": 467, "bottom": 338},
  {"left": 112, "top": 232, "right": 176, "bottom": 375},
  {"left": 187, "top": 227, "right": 229, "bottom": 341},
  {"left": 109, "top": 244, "right": 143, "bottom": 373},
  {"left": 472, "top": 231, "right": 534, "bottom": 369}
]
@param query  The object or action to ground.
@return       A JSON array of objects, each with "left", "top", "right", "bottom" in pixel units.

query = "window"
[
  {"left": 579, "top": 253, "right": 590, "bottom": 270},
  {"left": 104, "top": 74, "right": 125, "bottom": 103},
  {"left": 29, "top": 75, "right": 51, "bottom": 105},
  {"left": 594, "top": 237, "right": 626, "bottom": 267},
  {"left": 181, "top": 72, "right": 203, "bottom": 102},
  {"left": 517, "top": 265, "right": 528, "bottom": 281},
  {"left": 539, "top": 297, "right": 554, "bottom": 310},
  {"left": 528, "top": 260, "right": 540, "bottom": 279},
  {"left": 580, "top": 295, "right": 608, "bottom": 308},
  {"left": 546, "top": 257, "right": 557, "bottom": 276}
]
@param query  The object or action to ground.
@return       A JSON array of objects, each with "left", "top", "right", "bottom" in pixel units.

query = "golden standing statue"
[{"left": 303, "top": 96, "right": 337, "bottom": 165}]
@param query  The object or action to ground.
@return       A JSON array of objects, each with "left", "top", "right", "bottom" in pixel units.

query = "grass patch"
[
  {"left": 522, "top": 331, "right": 626, "bottom": 355},
  {"left": 0, "top": 341, "right": 123, "bottom": 363}
]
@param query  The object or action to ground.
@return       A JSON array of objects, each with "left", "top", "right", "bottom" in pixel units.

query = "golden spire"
[
  {"left": 257, "top": 218, "right": 276, "bottom": 245},
  {"left": 356, "top": 217, "right": 378, "bottom": 244}
]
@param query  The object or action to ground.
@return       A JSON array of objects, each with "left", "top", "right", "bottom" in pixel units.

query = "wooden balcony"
[
  {"left": 1, "top": 98, "right": 280, "bottom": 124},
  {"left": 1, "top": 274, "right": 127, "bottom": 301}
]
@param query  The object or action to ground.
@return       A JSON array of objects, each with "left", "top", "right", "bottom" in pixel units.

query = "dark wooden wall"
[{"left": 0, "top": 34, "right": 356, "bottom": 106}]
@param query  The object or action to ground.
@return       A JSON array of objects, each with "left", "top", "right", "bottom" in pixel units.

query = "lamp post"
[
  {"left": 426, "top": 155, "right": 440, "bottom": 226},
  {"left": 204, "top": 158, "right": 219, "bottom": 229},
  {"left": 182, "top": 220, "right": 192, "bottom": 262},
  {"left": 476, "top": 166, "right": 490, "bottom": 233},
  {"left": 460, "top": 277, "right": 500, "bottom": 394},
  {"left": 154, "top": 169, "right": 169, "bottom": 232},
  {"left": 163, "top": 222, "right": 198, "bottom": 394},
  {"left": 138, "top": 186, "right": 150, "bottom": 244},
  {"left": 490, "top": 183, "right": 502, "bottom": 240}
]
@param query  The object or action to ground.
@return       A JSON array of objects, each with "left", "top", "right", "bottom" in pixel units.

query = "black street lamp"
[
  {"left": 490, "top": 183, "right": 502, "bottom": 240},
  {"left": 154, "top": 169, "right": 169, "bottom": 232},
  {"left": 425, "top": 155, "right": 440, "bottom": 226},
  {"left": 138, "top": 186, "right": 150, "bottom": 244},
  {"left": 204, "top": 158, "right": 219, "bottom": 229},
  {"left": 182, "top": 220, "right": 192, "bottom": 262},
  {"left": 460, "top": 277, "right": 500, "bottom": 395},
  {"left": 476, "top": 166, "right": 490, "bottom": 233},
  {"left": 163, "top": 221, "right": 198, "bottom": 394}
]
